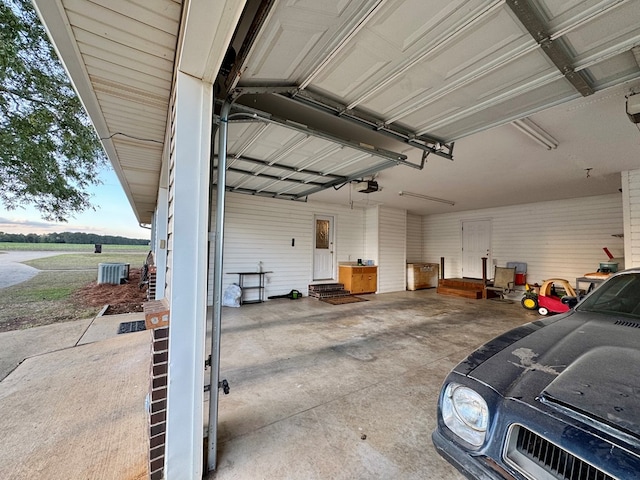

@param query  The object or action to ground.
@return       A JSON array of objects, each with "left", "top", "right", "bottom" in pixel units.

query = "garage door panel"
[
  {"left": 583, "top": 51, "right": 640, "bottom": 89},
  {"left": 379, "top": 48, "right": 558, "bottom": 128},
  {"left": 312, "top": 38, "right": 394, "bottom": 100},
  {"left": 243, "top": 19, "right": 327, "bottom": 82},
  {"left": 416, "top": 78, "right": 578, "bottom": 140},
  {"left": 241, "top": 0, "right": 381, "bottom": 84},
  {"left": 313, "top": 2, "right": 530, "bottom": 114}
]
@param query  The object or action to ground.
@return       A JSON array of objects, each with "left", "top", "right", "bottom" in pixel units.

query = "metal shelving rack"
[{"left": 227, "top": 271, "right": 272, "bottom": 304}]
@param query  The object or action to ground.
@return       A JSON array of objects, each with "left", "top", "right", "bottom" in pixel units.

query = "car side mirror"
[{"left": 561, "top": 296, "right": 578, "bottom": 307}]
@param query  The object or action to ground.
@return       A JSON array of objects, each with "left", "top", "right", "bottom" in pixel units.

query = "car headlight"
[{"left": 441, "top": 383, "right": 489, "bottom": 447}]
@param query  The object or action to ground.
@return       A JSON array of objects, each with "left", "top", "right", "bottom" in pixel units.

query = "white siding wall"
[
  {"left": 364, "top": 207, "right": 379, "bottom": 265},
  {"left": 208, "top": 193, "right": 366, "bottom": 304},
  {"left": 423, "top": 194, "right": 623, "bottom": 285},
  {"left": 378, "top": 207, "right": 407, "bottom": 293},
  {"left": 623, "top": 170, "right": 640, "bottom": 268},
  {"left": 165, "top": 90, "right": 176, "bottom": 301},
  {"left": 406, "top": 213, "right": 423, "bottom": 263}
]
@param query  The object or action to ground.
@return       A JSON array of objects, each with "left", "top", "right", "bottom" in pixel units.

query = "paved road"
[{"left": 0, "top": 251, "right": 69, "bottom": 289}]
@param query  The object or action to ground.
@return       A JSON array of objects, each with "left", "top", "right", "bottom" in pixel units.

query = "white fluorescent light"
[
  {"left": 511, "top": 118, "right": 558, "bottom": 150},
  {"left": 398, "top": 191, "right": 455, "bottom": 206}
]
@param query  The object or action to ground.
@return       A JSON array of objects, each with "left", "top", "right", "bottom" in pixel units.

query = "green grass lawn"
[
  {"left": 0, "top": 242, "right": 148, "bottom": 253},
  {"left": 0, "top": 270, "right": 100, "bottom": 331},
  {"left": 0, "top": 249, "right": 149, "bottom": 332},
  {"left": 23, "top": 252, "right": 148, "bottom": 270}
]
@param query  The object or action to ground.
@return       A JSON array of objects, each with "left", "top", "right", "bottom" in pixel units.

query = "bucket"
[{"left": 515, "top": 273, "right": 526, "bottom": 285}]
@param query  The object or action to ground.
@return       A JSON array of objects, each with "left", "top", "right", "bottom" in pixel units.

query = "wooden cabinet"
[
  {"left": 406, "top": 263, "right": 439, "bottom": 291},
  {"left": 339, "top": 265, "right": 377, "bottom": 294}
]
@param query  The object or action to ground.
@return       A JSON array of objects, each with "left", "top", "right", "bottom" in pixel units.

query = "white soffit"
[
  {"left": 34, "top": 0, "right": 183, "bottom": 225},
  {"left": 237, "top": 0, "right": 640, "bottom": 143}
]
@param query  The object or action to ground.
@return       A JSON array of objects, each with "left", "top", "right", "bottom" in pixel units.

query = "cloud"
[
  {"left": 0, "top": 216, "right": 60, "bottom": 230},
  {"left": 0, "top": 216, "right": 110, "bottom": 235}
]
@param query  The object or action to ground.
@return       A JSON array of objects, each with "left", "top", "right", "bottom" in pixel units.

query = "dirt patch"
[{"left": 72, "top": 268, "right": 148, "bottom": 315}]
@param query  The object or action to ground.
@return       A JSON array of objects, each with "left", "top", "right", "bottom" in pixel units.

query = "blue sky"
[{"left": 0, "top": 166, "right": 150, "bottom": 240}]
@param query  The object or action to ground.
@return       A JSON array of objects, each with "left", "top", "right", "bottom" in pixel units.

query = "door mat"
[
  {"left": 321, "top": 296, "right": 367, "bottom": 305},
  {"left": 117, "top": 320, "right": 146, "bottom": 334}
]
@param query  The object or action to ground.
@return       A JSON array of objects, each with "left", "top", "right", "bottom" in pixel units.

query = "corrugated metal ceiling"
[
  {"left": 234, "top": 0, "right": 640, "bottom": 143},
  {"left": 220, "top": 111, "right": 415, "bottom": 200}
]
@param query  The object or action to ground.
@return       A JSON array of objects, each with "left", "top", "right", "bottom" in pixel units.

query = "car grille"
[
  {"left": 614, "top": 319, "right": 640, "bottom": 329},
  {"left": 505, "top": 425, "right": 615, "bottom": 480}
]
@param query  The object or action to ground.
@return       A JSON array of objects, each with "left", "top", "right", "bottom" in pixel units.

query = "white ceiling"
[{"left": 34, "top": 0, "right": 640, "bottom": 222}]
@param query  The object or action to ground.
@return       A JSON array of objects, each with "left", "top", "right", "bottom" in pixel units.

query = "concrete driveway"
[{"left": 0, "top": 251, "right": 70, "bottom": 289}]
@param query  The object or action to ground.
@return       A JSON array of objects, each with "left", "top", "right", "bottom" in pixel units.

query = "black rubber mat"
[{"left": 117, "top": 320, "right": 146, "bottom": 334}]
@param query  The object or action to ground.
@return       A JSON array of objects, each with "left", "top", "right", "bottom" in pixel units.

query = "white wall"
[
  {"left": 422, "top": 193, "right": 624, "bottom": 285},
  {"left": 209, "top": 191, "right": 628, "bottom": 300},
  {"left": 364, "top": 207, "right": 379, "bottom": 265},
  {"left": 378, "top": 207, "right": 407, "bottom": 293},
  {"left": 209, "top": 193, "right": 367, "bottom": 303},
  {"left": 623, "top": 169, "right": 640, "bottom": 268},
  {"left": 406, "top": 213, "right": 423, "bottom": 263}
]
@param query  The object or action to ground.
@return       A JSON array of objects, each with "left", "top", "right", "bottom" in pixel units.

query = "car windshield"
[{"left": 577, "top": 273, "right": 640, "bottom": 318}]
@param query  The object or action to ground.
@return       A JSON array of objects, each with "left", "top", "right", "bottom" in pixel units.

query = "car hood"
[{"left": 466, "top": 311, "right": 640, "bottom": 438}]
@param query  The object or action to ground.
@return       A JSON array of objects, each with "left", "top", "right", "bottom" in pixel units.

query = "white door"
[
  {"left": 462, "top": 220, "right": 491, "bottom": 279},
  {"left": 313, "top": 215, "right": 334, "bottom": 280}
]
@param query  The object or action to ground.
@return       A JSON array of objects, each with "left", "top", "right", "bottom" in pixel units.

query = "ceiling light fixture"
[
  {"left": 398, "top": 191, "right": 455, "bottom": 206},
  {"left": 511, "top": 118, "right": 558, "bottom": 150}
]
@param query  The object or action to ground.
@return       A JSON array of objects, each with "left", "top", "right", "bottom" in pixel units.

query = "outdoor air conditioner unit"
[
  {"left": 355, "top": 180, "right": 379, "bottom": 193},
  {"left": 97, "top": 262, "right": 130, "bottom": 284}
]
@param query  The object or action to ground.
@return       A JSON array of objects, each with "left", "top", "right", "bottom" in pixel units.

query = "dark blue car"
[{"left": 432, "top": 269, "right": 640, "bottom": 480}]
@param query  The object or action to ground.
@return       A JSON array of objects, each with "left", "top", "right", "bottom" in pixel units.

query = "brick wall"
[
  {"left": 149, "top": 325, "right": 168, "bottom": 479},
  {"left": 145, "top": 299, "right": 170, "bottom": 480}
]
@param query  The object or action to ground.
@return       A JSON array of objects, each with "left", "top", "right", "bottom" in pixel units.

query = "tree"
[{"left": 0, "top": 0, "right": 106, "bottom": 222}]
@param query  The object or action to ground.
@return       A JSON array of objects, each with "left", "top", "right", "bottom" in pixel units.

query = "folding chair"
[{"left": 485, "top": 266, "right": 516, "bottom": 301}]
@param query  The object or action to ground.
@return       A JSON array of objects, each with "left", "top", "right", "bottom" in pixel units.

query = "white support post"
[{"left": 165, "top": 72, "right": 212, "bottom": 479}]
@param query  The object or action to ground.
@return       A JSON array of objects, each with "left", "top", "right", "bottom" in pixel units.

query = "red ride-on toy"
[{"left": 521, "top": 278, "right": 579, "bottom": 316}]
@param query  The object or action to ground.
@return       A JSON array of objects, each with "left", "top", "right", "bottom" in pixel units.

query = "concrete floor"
[
  {"left": 0, "top": 313, "right": 150, "bottom": 480},
  {"left": 0, "top": 288, "right": 534, "bottom": 479},
  {"left": 206, "top": 288, "right": 535, "bottom": 480}
]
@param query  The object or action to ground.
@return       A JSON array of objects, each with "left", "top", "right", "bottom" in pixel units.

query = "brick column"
[{"left": 145, "top": 300, "right": 170, "bottom": 480}]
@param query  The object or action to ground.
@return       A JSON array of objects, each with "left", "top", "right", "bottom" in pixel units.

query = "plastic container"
[{"left": 507, "top": 262, "right": 527, "bottom": 286}]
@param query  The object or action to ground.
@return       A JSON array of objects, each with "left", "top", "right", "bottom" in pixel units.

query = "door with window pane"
[{"left": 313, "top": 215, "right": 334, "bottom": 280}]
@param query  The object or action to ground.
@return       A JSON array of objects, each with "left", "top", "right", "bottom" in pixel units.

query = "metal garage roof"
[
  {"left": 230, "top": 0, "right": 640, "bottom": 143},
  {"left": 219, "top": 105, "right": 428, "bottom": 200}
]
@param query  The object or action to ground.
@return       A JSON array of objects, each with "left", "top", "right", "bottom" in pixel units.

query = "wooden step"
[
  {"left": 308, "top": 283, "right": 344, "bottom": 292},
  {"left": 439, "top": 278, "right": 485, "bottom": 290},
  {"left": 308, "top": 283, "right": 350, "bottom": 299},
  {"left": 436, "top": 285, "right": 483, "bottom": 299}
]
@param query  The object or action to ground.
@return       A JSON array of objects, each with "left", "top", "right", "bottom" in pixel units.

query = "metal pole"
[{"left": 207, "top": 98, "right": 232, "bottom": 471}]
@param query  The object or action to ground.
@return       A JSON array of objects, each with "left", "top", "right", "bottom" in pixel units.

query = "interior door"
[
  {"left": 462, "top": 220, "right": 491, "bottom": 279},
  {"left": 313, "top": 215, "right": 334, "bottom": 280}
]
